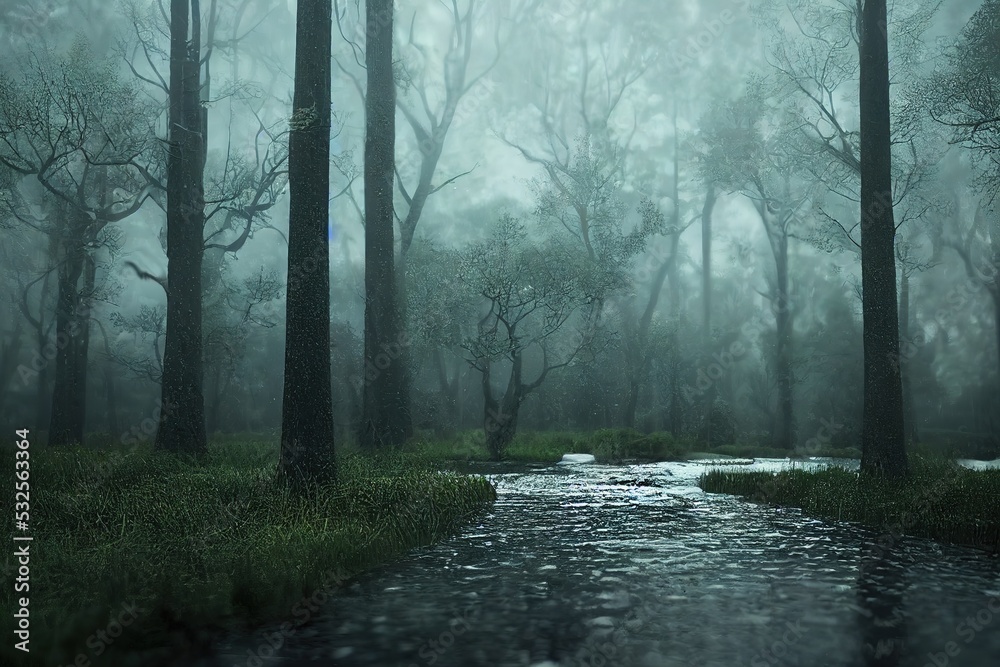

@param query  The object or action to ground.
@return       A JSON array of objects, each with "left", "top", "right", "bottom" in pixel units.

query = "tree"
[
  {"left": 117, "top": 0, "right": 293, "bottom": 448},
  {"left": 278, "top": 0, "right": 336, "bottom": 486},
  {"left": 461, "top": 215, "right": 604, "bottom": 459},
  {"left": 895, "top": 224, "right": 936, "bottom": 445},
  {"left": 858, "top": 0, "right": 907, "bottom": 477},
  {"left": 0, "top": 43, "right": 155, "bottom": 445},
  {"left": 334, "top": 0, "right": 539, "bottom": 447},
  {"left": 617, "top": 197, "right": 684, "bottom": 429},
  {"left": 3, "top": 230, "right": 49, "bottom": 427},
  {"left": 498, "top": 4, "right": 661, "bottom": 429},
  {"left": 928, "top": 0, "right": 1000, "bottom": 417},
  {"left": 204, "top": 267, "right": 281, "bottom": 433},
  {"left": 110, "top": 304, "right": 167, "bottom": 382},
  {"left": 934, "top": 184, "right": 1000, "bottom": 415},
  {"left": 404, "top": 241, "right": 476, "bottom": 429},
  {"left": 156, "top": 0, "right": 208, "bottom": 454},
  {"left": 333, "top": 0, "right": 537, "bottom": 257},
  {"left": 759, "top": 0, "right": 935, "bottom": 472},
  {"left": 929, "top": 0, "right": 1000, "bottom": 194},
  {"left": 359, "top": 0, "right": 410, "bottom": 447},
  {"left": 698, "top": 90, "right": 816, "bottom": 450}
]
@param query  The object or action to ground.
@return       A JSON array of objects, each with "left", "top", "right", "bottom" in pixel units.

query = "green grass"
[
  {"left": 405, "top": 428, "right": 862, "bottom": 463},
  {"left": 699, "top": 456, "right": 1000, "bottom": 551},
  {"left": 0, "top": 439, "right": 495, "bottom": 666}
]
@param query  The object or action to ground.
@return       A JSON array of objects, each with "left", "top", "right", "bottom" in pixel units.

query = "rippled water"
[{"left": 203, "top": 459, "right": 1000, "bottom": 667}]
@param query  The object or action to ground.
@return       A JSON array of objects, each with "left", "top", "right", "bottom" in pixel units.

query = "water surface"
[{"left": 204, "top": 458, "right": 1000, "bottom": 667}]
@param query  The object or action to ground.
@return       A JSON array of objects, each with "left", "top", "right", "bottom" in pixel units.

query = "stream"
[{"left": 199, "top": 458, "right": 1000, "bottom": 667}]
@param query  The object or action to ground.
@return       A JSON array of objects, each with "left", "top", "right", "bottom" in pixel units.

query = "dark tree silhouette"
[
  {"left": 859, "top": 0, "right": 907, "bottom": 477},
  {"left": 360, "top": 0, "right": 410, "bottom": 447},
  {"left": 156, "top": 0, "right": 208, "bottom": 454},
  {"left": 279, "top": 0, "right": 336, "bottom": 486}
]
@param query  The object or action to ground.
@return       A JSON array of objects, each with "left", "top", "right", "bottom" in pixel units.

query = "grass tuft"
[
  {"left": 699, "top": 455, "right": 1000, "bottom": 551},
  {"left": 0, "top": 440, "right": 495, "bottom": 666}
]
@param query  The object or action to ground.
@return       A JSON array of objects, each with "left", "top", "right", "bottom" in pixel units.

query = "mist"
[{"left": 1, "top": 1, "right": 999, "bottom": 666}]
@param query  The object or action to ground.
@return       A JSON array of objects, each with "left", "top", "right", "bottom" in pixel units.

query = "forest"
[{"left": 1, "top": 0, "right": 999, "bottom": 666}]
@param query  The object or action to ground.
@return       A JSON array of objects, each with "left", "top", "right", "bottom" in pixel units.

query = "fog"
[{"left": 0, "top": 0, "right": 996, "bottom": 460}]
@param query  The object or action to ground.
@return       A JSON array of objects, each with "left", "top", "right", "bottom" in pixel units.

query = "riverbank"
[
  {"left": 699, "top": 456, "right": 1000, "bottom": 552},
  {"left": 404, "top": 428, "right": 862, "bottom": 463},
  {"left": 183, "top": 454, "right": 1000, "bottom": 667},
  {"left": 0, "top": 441, "right": 495, "bottom": 667}
]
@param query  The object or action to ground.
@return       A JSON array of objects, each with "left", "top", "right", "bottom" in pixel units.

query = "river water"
[{"left": 202, "top": 458, "right": 1000, "bottom": 667}]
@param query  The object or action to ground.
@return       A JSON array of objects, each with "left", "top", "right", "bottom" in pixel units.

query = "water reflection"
[
  {"left": 198, "top": 459, "right": 999, "bottom": 667},
  {"left": 856, "top": 551, "right": 909, "bottom": 666}
]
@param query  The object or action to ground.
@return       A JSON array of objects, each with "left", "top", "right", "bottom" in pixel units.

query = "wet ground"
[{"left": 201, "top": 458, "right": 1000, "bottom": 667}]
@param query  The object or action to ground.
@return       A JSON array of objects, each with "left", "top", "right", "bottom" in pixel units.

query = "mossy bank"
[
  {"left": 699, "top": 456, "right": 1000, "bottom": 552},
  {"left": 0, "top": 440, "right": 495, "bottom": 667}
]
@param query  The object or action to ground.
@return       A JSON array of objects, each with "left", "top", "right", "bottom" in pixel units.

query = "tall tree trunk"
[
  {"left": 774, "top": 233, "right": 794, "bottom": 450},
  {"left": 668, "top": 230, "right": 683, "bottom": 436},
  {"left": 361, "top": 0, "right": 411, "bottom": 447},
  {"left": 625, "top": 235, "right": 676, "bottom": 430},
  {"left": 702, "top": 185, "right": 716, "bottom": 347},
  {"left": 207, "top": 360, "right": 224, "bottom": 434},
  {"left": 992, "top": 290, "right": 1000, "bottom": 439},
  {"left": 77, "top": 255, "right": 95, "bottom": 431},
  {"left": 482, "top": 356, "right": 523, "bottom": 461},
  {"left": 279, "top": 0, "right": 336, "bottom": 486},
  {"left": 48, "top": 217, "right": 88, "bottom": 446},
  {"left": 700, "top": 184, "right": 717, "bottom": 445},
  {"left": 32, "top": 236, "right": 57, "bottom": 433},
  {"left": 859, "top": 0, "right": 907, "bottom": 477},
  {"left": 157, "top": 0, "right": 208, "bottom": 454},
  {"left": 666, "top": 117, "right": 685, "bottom": 435},
  {"left": 434, "top": 348, "right": 462, "bottom": 428},
  {"left": 94, "top": 321, "right": 120, "bottom": 439},
  {"left": 623, "top": 377, "right": 641, "bottom": 429},
  {"left": 36, "top": 363, "right": 49, "bottom": 434},
  {"left": 0, "top": 317, "right": 23, "bottom": 415},
  {"left": 485, "top": 392, "right": 520, "bottom": 461},
  {"left": 899, "top": 271, "right": 918, "bottom": 444}
]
